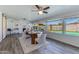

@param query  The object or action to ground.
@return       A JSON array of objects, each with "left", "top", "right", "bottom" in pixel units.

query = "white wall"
[
  {"left": 2, "top": 15, "right": 7, "bottom": 39},
  {"left": 7, "top": 18, "right": 14, "bottom": 29},
  {"left": 0, "top": 12, "right": 2, "bottom": 42},
  {"left": 7, "top": 18, "right": 31, "bottom": 34},
  {"left": 0, "top": 12, "right": 7, "bottom": 42}
]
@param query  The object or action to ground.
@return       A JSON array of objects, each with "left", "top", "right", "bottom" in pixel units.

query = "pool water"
[{"left": 50, "top": 31, "right": 79, "bottom": 36}]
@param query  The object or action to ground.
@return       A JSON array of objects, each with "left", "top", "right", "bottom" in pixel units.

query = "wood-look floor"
[
  {"left": 0, "top": 34, "right": 24, "bottom": 54},
  {"left": 0, "top": 34, "right": 79, "bottom": 54}
]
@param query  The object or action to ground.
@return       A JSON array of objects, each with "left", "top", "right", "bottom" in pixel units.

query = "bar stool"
[{"left": 7, "top": 28, "right": 12, "bottom": 36}]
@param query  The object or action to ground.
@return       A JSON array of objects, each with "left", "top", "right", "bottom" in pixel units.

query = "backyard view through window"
[
  {"left": 65, "top": 18, "right": 79, "bottom": 36},
  {"left": 47, "top": 18, "right": 79, "bottom": 36},
  {"left": 47, "top": 19, "right": 63, "bottom": 33}
]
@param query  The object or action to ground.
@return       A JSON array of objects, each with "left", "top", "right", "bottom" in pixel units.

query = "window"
[
  {"left": 64, "top": 18, "right": 79, "bottom": 36},
  {"left": 47, "top": 20, "right": 63, "bottom": 33},
  {"left": 33, "top": 23, "right": 46, "bottom": 31}
]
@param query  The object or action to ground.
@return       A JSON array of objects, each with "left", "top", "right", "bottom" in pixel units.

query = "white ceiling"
[{"left": 0, "top": 5, "right": 79, "bottom": 21}]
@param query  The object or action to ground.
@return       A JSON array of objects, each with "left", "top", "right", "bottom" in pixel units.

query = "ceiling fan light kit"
[{"left": 38, "top": 11, "right": 43, "bottom": 15}]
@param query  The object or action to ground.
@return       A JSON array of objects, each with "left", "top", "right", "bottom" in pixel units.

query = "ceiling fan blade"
[
  {"left": 43, "top": 6, "right": 50, "bottom": 10},
  {"left": 32, "top": 10, "right": 38, "bottom": 12},
  {"left": 35, "top": 5, "right": 40, "bottom": 9},
  {"left": 43, "top": 11, "right": 48, "bottom": 14}
]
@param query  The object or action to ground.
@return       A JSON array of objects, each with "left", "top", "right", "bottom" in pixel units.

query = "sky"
[
  {"left": 47, "top": 18, "right": 79, "bottom": 25},
  {"left": 64, "top": 18, "right": 79, "bottom": 24},
  {"left": 47, "top": 19, "right": 62, "bottom": 25}
]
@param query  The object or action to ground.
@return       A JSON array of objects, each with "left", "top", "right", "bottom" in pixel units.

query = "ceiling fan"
[{"left": 32, "top": 5, "right": 50, "bottom": 15}]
